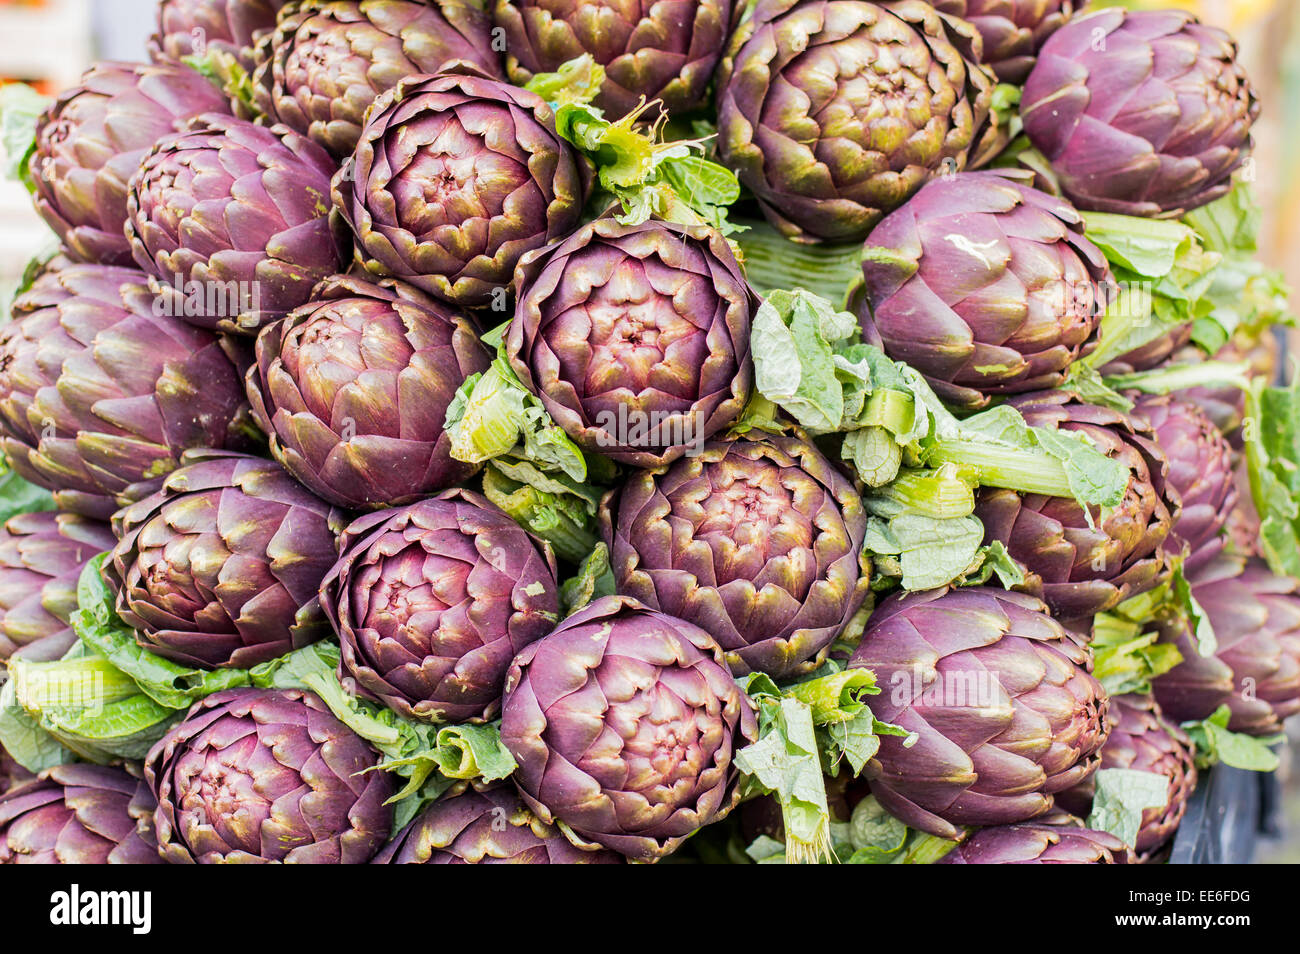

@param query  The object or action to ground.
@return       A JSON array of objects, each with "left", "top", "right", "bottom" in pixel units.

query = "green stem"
[
  {"left": 1104, "top": 360, "right": 1253, "bottom": 396},
  {"left": 927, "top": 439, "right": 1076, "bottom": 498},
  {"left": 876, "top": 467, "right": 975, "bottom": 519}
]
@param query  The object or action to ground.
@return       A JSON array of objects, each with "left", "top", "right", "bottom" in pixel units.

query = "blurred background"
[{"left": 0, "top": 0, "right": 1295, "bottom": 862}]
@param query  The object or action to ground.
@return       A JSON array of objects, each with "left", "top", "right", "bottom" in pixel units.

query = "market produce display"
[{"left": 0, "top": 0, "right": 1294, "bottom": 865}]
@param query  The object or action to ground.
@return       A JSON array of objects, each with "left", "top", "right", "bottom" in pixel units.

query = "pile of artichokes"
[{"left": 0, "top": 0, "right": 1293, "bottom": 867}]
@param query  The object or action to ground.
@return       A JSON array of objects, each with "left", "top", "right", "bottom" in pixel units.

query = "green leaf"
[
  {"left": 1182, "top": 705, "right": 1281, "bottom": 772},
  {"left": 482, "top": 459, "right": 601, "bottom": 565},
  {"left": 0, "top": 83, "right": 50, "bottom": 191},
  {"left": 0, "top": 465, "right": 54, "bottom": 525},
  {"left": 734, "top": 695, "right": 833, "bottom": 865},
  {"left": 1088, "top": 768, "right": 1171, "bottom": 848},
  {"left": 559, "top": 541, "right": 615, "bottom": 616},
  {"left": 0, "top": 678, "right": 75, "bottom": 772}
]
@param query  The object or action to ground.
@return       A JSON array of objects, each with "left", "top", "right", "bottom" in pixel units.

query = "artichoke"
[
  {"left": 1020, "top": 7, "right": 1258, "bottom": 217},
  {"left": 0, "top": 764, "right": 162, "bottom": 864},
  {"left": 151, "top": 0, "right": 287, "bottom": 65},
  {"left": 491, "top": 0, "right": 732, "bottom": 118},
  {"left": 333, "top": 70, "right": 591, "bottom": 309},
  {"left": 374, "top": 784, "right": 625, "bottom": 864},
  {"left": 501, "top": 594, "right": 758, "bottom": 861},
  {"left": 28, "top": 61, "right": 231, "bottom": 266},
  {"left": 716, "top": 0, "right": 996, "bottom": 243},
  {"left": 932, "top": 0, "right": 1078, "bottom": 83},
  {"left": 146, "top": 687, "right": 394, "bottom": 863},
  {"left": 0, "top": 262, "right": 253, "bottom": 521},
  {"left": 1055, "top": 693, "right": 1196, "bottom": 860},
  {"left": 320, "top": 489, "right": 559, "bottom": 723},
  {"left": 107, "top": 453, "right": 343, "bottom": 670},
  {"left": 507, "top": 218, "right": 755, "bottom": 467},
  {"left": 854, "top": 170, "right": 1112, "bottom": 410},
  {"left": 1154, "top": 557, "right": 1300, "bottom": 735},
  {"left": 976, "top": 391, "right": 1175, "bottom": 621},
  {"left": 0, "top": 510, "right": 116, "bottom": 662},
  {"left": 600, "top": 435, "right": 870, "bottom": 679},
  {"left": 1131, "top": 393, "right": 1237, "bottom": 577},
  {"left": 252, "top": 0, "right": 503, "bottom": 159},
  {"left": 848, "top": 587, "right": 1109, "bottom": 839},
  {"left": 937, "top": 815, "right": 1134, "bottom": 864},
  {"left": 246, "top": 274, "right": 491, "bottom": 509},
  {"left": 125, "top": 113, "right": 346, "bottom": 335}
]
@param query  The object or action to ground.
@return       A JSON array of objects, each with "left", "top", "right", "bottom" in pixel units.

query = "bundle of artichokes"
[{"left": 0, "top": 0, "right": 1292, "bottom": 869}]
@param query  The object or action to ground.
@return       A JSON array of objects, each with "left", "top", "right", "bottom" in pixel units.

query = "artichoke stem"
[
  {"left": 926, "top": 439, "right": 1076, "bottom": 498},
  {"left": 877, "top": 467, "right": 975, "bottom": 519}
]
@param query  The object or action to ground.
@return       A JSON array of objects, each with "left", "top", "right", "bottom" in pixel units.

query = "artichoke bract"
[
  {"left": 976, "top": 391, "right": 1175, "bottom": 620},
  {"left": 247, "top": 274, "right": 491, "bottom": 509},
  {"left": 600, "top": 435, "right": 870, "bottom": 679},
  {"left": 151, "top": 0, "right": 287, "bottom": 65},
  {"left": 1154, "top": 557, "right": 1300, "bottom": 735},
  {"left": 501, "top": 595, "right": 758, "bottom": 861},
  {"left": 507, "top": 218, "right": 755, "bottom": 467},
  {"left": 0, "top": 751, "right": 32, "bottom": 797},
  {"left": 937, "top": 816, "right": 1134, "bottom": 864},
  {"left": 1132, "top": 393, "right": 1237, "bottom": 576},
  {"left": 0, "top": 263, "right": 253, "bottom": 521},
  {"left": 0, "top": 764, "right": 162, "bottom": 864},
  {"left": 0, "top": 510, "right": 116, "bottom": 663},
  {"left": 1056, "top": 693, "right": 1196, "bottom": 860},
  {"left": 252, "top": 0, "right": 503, "bottom": 159},
  {"left": 716, "top": 0, "right": 995, "bottom": 243},
  {"left": 374, "top": 784, "right": 624, "bottom": 864},
  {"left": 932, "top": 0, "right": 1077, "bottom": 83},
  {"left": 849, "top": 587, "right": 1109, "bottom": 840},
  {"left": 146, "top": 687, "right": 394, "bottom": 863},
  {"left": 29, "top": 61, "right": 231, "bottom": 266},
  {"left": 492, "top": 0, "right": 732, "bottom": 118},
  {"left": 321, "top": 489, "right": 559, "bottom": 723},
  {"left": 334, "top": 70, "right": 590, "bottom": 309},
  {"left": 107, "top": 453, "right": 343, "bottom": 670},
  {"left": 855, "top": 171, "right": 1112, "bottom": 410},
  {"left": 1020, "top": 8, "right": 1259, "bottom": 217},
  {"left": 125, "top": 113, "right": 345, "bottom": 336}
]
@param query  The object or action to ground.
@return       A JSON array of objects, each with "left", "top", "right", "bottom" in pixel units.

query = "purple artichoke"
[
  {"left": 506, "top": 218, "right": 755, "bottom": 467},
  {"left": 106, "top": 453, "right": 342, "bottom": 670},
  {"left": 492, "top": 0, "right": 732, "bottom": 118},
  {"left": 374, "top": 784, "right": 625, "bottom": 864},
  {"left": 125, "top": 113, "right": 346, "bottom": 335},
  {"left": 252, "top": 0, "right": 503, "bottom": 159},
  {"left": 0, "top": 262, "right": 254, "bottom": 521},
  {"left": 28, "top": 61, "right": 231, "bottom": 267},
  {"left": 600, "top": 435, "right": 870, "bottom": 679},
  {"left": 976, "top": 391, "right": 1175, "bottom": 620},
  {"left": 1055, "top": 693, "right": 1196, "bottom": 859},
  {"left": 1131, "top": 393, "right": 1237, "bottom": 577},
  {"left": 246, "top": 274, "right": 491, "bottom": 509},
  {"left": 1020, "top": 7, "right": 1259, "bottom": 217},
  {"left": 320, "top": 489, "right": 559, "bottom": 723},
  {"left": 938, "top": 815, "right": 1134, "bottom": 864},
  {"left": 501, "top": 594, "right": 758, "bottom": 861},
  {"left": 333, "top": 69, "right": 591, "bottom": 309},
  {"left": 150, "top": 0, "right": 288, "bottom": 66},
  {"left": 146, "top": 687, "right": 394, "bottom": 863},
  {"left": 849, "top": 586, "right": 1109, "bottom": 839},
  {"left": 855, "top": 170, "right": 1112, "bottom": 410},
  {"left": 716, "top": 0, "right": 996, "bottom": 243},
  {"left": 0, "top": 510, "right": 116, "bottom": 662},
  {"left": 0, "top": 764, "right": 162, "bottom": 864},
  {"left": 932, "top": 0, "right": 1080, "bottom": 83},
  {"left": 1154, "top": 557, "right": 1300, "bottom": 735}
]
